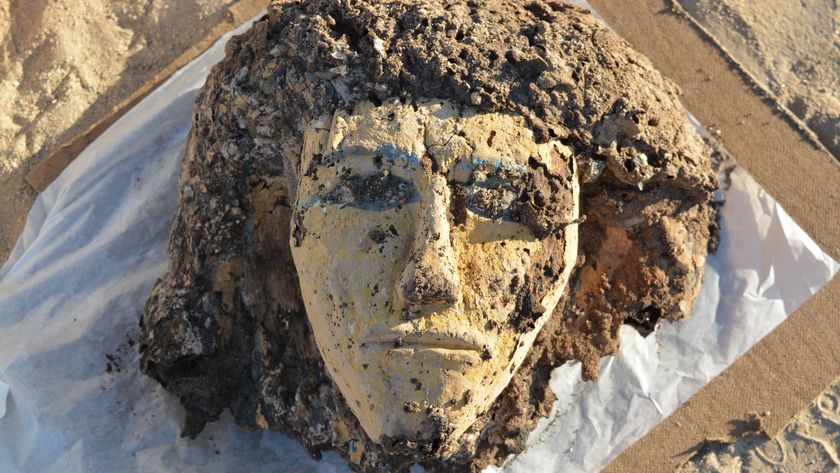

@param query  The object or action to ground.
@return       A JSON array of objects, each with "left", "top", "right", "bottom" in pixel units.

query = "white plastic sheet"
[
  {"left": 1, "top": 7, "right": 837, "bottom": 473},
  {"left": 495, "top": 163, "right": 840, "bottom": 473}
]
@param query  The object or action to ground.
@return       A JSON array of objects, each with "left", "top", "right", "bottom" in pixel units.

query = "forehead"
[{"left": 301, "top": 99, "right": 569, "bottom": 174}]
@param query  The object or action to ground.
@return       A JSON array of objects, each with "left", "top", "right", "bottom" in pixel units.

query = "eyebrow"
[{"left": 377, "top": 144, "right": 421, "bottom": 166}]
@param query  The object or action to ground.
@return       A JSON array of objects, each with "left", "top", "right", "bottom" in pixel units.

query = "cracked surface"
[
  {"left": 290, "top": 98, "right": 579, "bottom": 453},
  {"left": 139, "top": 0, "right": 718, "bottom": 471}
]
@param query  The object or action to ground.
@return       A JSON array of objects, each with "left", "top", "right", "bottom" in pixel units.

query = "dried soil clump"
[{"left": 139, "top": 0, "right": 718, "bottom": 471}]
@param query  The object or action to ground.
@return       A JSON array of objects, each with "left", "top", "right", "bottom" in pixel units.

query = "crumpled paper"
[
  {"left": 1, "top": 7, "right": 837, "bottom": 473},
  {"left": 494, "top": 162, "right": 840, "bottom": 473}
]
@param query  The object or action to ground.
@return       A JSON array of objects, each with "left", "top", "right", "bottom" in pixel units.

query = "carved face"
[{"left": 290, "top": 99, "right": 579, "bottom": 449}]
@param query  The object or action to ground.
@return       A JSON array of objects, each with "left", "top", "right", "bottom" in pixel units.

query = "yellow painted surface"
[{"left": 290, "top": 99, "right": 580, "bottom": 449}]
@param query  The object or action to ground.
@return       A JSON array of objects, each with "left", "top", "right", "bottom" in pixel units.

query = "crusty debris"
[{"left": 139, "top": 1, "right": 718, "bottom": 471}]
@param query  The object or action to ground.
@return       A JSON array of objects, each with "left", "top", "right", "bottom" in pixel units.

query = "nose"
[{"left": 397, "top": 176, "right": 461, "bottom": 307}]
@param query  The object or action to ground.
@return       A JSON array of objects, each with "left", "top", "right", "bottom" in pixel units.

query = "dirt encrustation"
[{"left": 139, "top": 1, "right": 718, "bottom": 471}]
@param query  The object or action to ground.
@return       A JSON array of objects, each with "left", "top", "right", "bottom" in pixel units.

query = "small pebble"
[{"left": 372, "top": 36, "right": 386, "bottom": 56}]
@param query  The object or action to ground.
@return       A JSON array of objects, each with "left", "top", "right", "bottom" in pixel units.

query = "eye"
[
  {"left": 450, "top": 171, "right": 520, "bottom": 222},
  {"left": 465, "top": 183, "right": 515, "bottom": 220},
  {"left": 449, "top": 178, "right": 538, "bottom": 243},
  {"left": 321, "top": 170, "right": 418, "bottom": 211}
]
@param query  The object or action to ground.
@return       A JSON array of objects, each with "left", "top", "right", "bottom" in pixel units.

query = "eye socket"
[
  {"left": 321, "top": 170, "right": 418, "bottom": 211},
  {"left": 460, "top": 181, "right": 518, "bottom": 221},
  {"left": 450, "top": 169, "right": 522, "bottom": 222}
]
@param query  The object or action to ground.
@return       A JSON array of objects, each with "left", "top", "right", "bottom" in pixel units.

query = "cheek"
[
  {"left": 453, "top": 220, "right": 542, "bottom": 321},
  {"left": 291, "top": 204, "right": 416, "bottom": 326}
]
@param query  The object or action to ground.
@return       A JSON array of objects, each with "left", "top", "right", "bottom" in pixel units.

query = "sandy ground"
[
  {"left": 673, "top": 2, "right": 840, "bottom": 470},
  {"left": 0, "top": 0, "right": 838, "bottom": 471},
  {"left": 676, "top": 0, "right": 840, "bottom": 159},
  {"left": 679, "top": 377, "right": 840, "bottom": 472},
  {"left": 0, "top": 0, "right": 233, "bottom": 264}
]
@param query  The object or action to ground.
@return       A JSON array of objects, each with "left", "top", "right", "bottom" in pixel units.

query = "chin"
[{"left": 376, "top": 404, "right": 455, "bottom": 454}]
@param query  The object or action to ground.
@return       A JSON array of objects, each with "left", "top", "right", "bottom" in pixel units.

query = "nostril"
[{"left": 398, "top": 258, "right": 460, "bottom": 306}]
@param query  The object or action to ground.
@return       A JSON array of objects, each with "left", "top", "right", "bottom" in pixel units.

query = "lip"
[{"left": 364, "top": 326, "right": 488, "bottom": 352}]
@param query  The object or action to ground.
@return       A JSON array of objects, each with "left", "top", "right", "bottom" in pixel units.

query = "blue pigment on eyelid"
[
  {"left": 300, "top": 197, "right": 322, "bottom": 208},
  {"left": 377, "top": 144, "right": 421, "bottom": 165},
  {"left": 323, "top": 143, "right": 525, "bottom": 173}
]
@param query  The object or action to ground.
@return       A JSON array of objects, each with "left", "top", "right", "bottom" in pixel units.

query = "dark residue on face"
[
  {"left": 321, "top": 170, "right": 419, "bottom": 211},
  {"left": 368, "top": 227, "right": 387, "bottom": 244},
  {"left": 291, "top": 209, "right": 307, "bottom": 247},
  {"left": 442, "top": 151, "right": 576, "bottom": 333},
  {"left": 379, "top": 406, "right": 451, "bottom": 459},
  {"left": 447, "top": 154, "right": 575, "bottom": 239},
  {"left": 508, "top": 157, "right": 576, "bottom": 239}
]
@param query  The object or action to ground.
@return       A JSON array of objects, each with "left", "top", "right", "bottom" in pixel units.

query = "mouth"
[{"left": 365, "top": 327, "right": 487, "bottom": 353}]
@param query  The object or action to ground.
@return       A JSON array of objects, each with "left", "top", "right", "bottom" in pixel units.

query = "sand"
[
  {"left": 676, "top": 0, "right": 839, "bottom": 159},
  {"left": 139, "top": 2, "right": 716, "bottom": 469},
  {"left": 670, "top": 2, "right": 840, "bottom": 470},
  {"left": 679, "top": 376, "right": 840, "bottom": 472},
  {"left": 0, "top": 0, "right": 232, "bottom": 264},
  {"left": 0, "top": 0, "right": 838, "bottom": 470}
]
